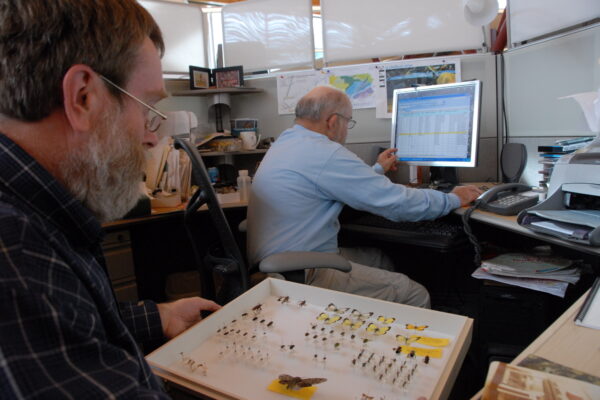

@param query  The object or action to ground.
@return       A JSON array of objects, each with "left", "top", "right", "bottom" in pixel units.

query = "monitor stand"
[{"left": 429, "top": 167, "right": 458, "bottom": 192}]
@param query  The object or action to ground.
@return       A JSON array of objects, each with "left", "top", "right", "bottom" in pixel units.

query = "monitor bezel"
[{"left": 390, "top": 80, "right": 481, "bottom": 168}]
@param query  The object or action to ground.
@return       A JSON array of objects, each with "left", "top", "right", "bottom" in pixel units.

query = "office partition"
[
  {"left": 321, "top": 0, "right": 485, "bottom": 64},
  {"left": 139, "top": 0, "right": 206, "bottom": 74},
  {"left": 221, "top": 0, "right": 314, "bottom": 72},
  {"left": 508, "top": 0, "right": 600, "bottom": 45}
]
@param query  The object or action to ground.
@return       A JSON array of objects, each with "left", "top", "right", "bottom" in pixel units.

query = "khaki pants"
[{"left": 305, "top": 246, "right": 431, "bottom": 309}]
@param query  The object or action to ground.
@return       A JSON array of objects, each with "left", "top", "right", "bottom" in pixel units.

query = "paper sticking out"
[
  {"left": 559, "top": 87, "right": 600, "bottom": 133},
  {"left": 267, "top": 379, "right": 318, "bottom": 400}
]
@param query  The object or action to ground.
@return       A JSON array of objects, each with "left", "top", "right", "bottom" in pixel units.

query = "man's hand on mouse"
[{"left": 451, "top": 185, "right": 483, "bottom": 207}]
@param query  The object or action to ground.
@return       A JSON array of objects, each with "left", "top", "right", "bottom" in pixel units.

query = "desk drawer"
[
  {"left": 112, "top": 281, "right": 138, "bottom": 302},
  {"left": 104, "top": 247, "right": 135, "bottom": 281}
]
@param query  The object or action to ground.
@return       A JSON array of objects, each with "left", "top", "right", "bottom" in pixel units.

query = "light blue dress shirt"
[{"left": 247, "top": 124, "right": 460, "bottom": 265}]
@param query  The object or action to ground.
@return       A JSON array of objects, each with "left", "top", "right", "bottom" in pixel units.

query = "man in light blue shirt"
[{"left": 248, "top": 86, "right": 481, "bottom": 307}]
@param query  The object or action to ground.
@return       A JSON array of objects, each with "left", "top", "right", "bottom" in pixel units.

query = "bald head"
[
  {"left": 294, "top": 86, "right": 353, "bottom": 143},
  {"left": 295, "top": 86, "right": 351, "bottom": 122}
]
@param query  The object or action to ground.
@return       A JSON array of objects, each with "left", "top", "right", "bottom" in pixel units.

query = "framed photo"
[
  {"left": 213, "top": 66, "right": 244, "bottom": 88},
  {"left": 189, "top": 65, "right": 211, "bottom": 89}
]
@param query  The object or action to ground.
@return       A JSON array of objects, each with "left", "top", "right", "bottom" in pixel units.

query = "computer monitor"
[{"left": 390, "top": 80, "right": 481, "bottom": 185}]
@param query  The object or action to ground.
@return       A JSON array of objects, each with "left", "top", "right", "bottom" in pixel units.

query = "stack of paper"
[
  {"left": 472, "top": 252, "right": 580, "bottom": 297},
  {"left": 482, "top": 361, "right": 600, "bottom": 399}
]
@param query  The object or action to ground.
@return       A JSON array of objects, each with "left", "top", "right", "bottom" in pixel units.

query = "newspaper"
[{"left": 472, "top": 267, "right": 570, "bottom": 297}]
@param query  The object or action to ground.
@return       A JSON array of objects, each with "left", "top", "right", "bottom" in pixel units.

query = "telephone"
[{"left": 477, "top": 183, "right": 538, "bottom": 216}]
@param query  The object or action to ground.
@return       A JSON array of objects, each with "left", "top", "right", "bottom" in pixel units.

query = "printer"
[{"left": 518, "top": 138, "right": 600, "bottom": 246}]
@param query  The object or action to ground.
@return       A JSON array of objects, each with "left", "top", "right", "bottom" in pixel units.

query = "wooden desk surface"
[
  {"left": 472, "top": 290, "right": 600, "bottom": 399},
  {"left": 102, "top": 200, "right": 247, "bottom": 230}
]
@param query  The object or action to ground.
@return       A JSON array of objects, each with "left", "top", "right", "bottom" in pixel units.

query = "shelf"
[
  {"left": 171, "top": 87, "right": 263, "bottom": 96},
  {"left": 197, "top": 149, "right": 268, "bottom": 157}
]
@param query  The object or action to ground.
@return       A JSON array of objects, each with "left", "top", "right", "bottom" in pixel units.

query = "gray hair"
[{"left": 295, "top": 86, "right": 349, "bottom": 121}]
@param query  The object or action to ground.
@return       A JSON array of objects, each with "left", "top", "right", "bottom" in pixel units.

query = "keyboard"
[{"left": 341, "top": 214, "right": 468, "bottom": 251}]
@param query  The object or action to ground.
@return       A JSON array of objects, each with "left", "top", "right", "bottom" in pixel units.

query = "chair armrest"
[{"left": 259, "top": 252, "right": 352, "bottom": 274}]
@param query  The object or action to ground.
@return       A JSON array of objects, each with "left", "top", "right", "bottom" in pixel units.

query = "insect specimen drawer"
[{"left": 146, "top": 278, "right": 472, "bottom": 400}]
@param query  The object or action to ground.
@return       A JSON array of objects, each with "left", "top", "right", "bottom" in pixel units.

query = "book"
[
  {"left": 472, "top": 267, "right": 570, "bottom": 297},
  {"left": 538, "top": 141, "right": 591, "bottom": 153},
  {"left": 555, "top": 136, "right": 594, "bottom": 146},
  {"left": 574, "top": 277, "right": 600, "bottom": 330},
  {"left": 482, "top": 361, "right": 600, "bottom": 399}
]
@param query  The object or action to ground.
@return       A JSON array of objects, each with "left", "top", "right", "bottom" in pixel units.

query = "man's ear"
[
  {"left": 325, "top": 114, "right": 337, "bottom": 131},
  {"left": 62, "top": 65, "right": 103, "bottom": 132}
]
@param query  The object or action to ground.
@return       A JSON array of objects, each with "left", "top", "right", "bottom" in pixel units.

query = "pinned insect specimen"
[
  {"left": 317, "top": 313, "right": 342, "bottom": 324},
  {"left": 377, "top": 315, "right": 396, "bottom": 324},
  {"left": 317, "top": 312, "right": 329, "bottom": 321},
  {"left": 326, "top": 303, "right": 349, "bottom": 314},
  {"left": 405, "top": 323, "right": 428, "bottom": 331},
  {"left": 395, "top": 335, "right": 420, "bottom": 345},
  {"left": 351, "top": 309, "right": 373, "bottom": 320},
  {"left": 298, "top": 300, "right": 307, "bottom": 307},
  {"left": 277, "top": 296, "right": 290, "bottom": 304},
  {"left": 252, "top": 304, "right": 263, "bottom": 313},
  {"left": 366, "top": 323, "right": 390, "bottom": 335},
  {"left": 277, "top": 374, "right": 327, "bottom": 390},
  {"left": 179, "top": 353, "right": 207, "bottom": 375}
]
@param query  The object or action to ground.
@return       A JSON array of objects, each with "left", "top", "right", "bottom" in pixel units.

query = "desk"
[
  {"left": 454, "top": 207, "right": 600, "bottom": 258},
  {"left": 101, "top": 200, "right": 248, "bottom": 302},
  {"left": 471, "top": 290, "right": 600, "bottom": 399},
  {"left": 103, "top": 200, "right": 247, "bottom": 231}
]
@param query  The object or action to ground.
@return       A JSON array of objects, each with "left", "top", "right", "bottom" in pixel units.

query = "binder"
[{"left": 574, "top": 277, "right": 600, "bottom": 330}]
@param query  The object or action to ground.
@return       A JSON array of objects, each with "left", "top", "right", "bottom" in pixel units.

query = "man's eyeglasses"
[
  {"left": 99, "top": 75, "right": 167, "bottom": 132},
  {"left": 332, "top": 113, "right": 356, "bottom": 129}
]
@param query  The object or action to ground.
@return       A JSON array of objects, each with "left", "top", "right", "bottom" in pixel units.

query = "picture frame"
[
  {"left": 213, "top": 66, "right": 244, "bottom": 88},
  {"left": 189, "top": 65, "right": 211, "bottom": 90}
]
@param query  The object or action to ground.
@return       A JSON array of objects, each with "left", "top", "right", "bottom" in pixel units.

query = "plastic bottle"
[
  {"left": 208, "top": 167, "right": 219, "bottom": 184},
  {"left": 237, "top": 170, "right": 252, "bottom": 202}
]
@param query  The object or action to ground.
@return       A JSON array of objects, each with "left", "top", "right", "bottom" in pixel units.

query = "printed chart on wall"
[
  {"left": 277, "top": 71, "right": 321, "bottom": 115},
  {"left": 375, "top": 57, "right": 461, "bottom": 119},
  {"left": 320, "top": 64, "right": 378, "bottom": 110}
]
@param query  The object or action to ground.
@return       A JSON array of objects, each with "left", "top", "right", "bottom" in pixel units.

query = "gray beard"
[{"left": 59, "top": 107, "right": 146, "bottom": 223}]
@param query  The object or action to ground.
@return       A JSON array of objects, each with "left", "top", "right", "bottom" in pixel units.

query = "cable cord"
[{"left": 461, "top": 201, "right": 483, "bottom": 267}]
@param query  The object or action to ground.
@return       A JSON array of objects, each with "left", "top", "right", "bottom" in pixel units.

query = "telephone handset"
[{"left": 477, "top": 183, "right": 538, "bottom": 216}]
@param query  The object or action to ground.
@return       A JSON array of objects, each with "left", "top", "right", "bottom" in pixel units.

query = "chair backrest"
[{"left": 174, "top": 138, "right": 249, "bottom": 303}]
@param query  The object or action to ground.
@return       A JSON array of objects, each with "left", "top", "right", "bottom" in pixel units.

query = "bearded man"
[{"left": 0, "top": 1, "right": 219, "bottom": 397}]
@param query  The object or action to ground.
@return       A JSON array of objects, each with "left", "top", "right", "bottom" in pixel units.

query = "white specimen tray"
[{"left": 147, "top": 278, "right": 472, "bottom": 400}]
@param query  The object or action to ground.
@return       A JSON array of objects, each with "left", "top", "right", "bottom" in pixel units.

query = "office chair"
[
  {"left": 174, "top": 138, "right": 352, "bottom": 304},
  {"left": 174, "top": 138, "right": 249, "bottom": 304}
]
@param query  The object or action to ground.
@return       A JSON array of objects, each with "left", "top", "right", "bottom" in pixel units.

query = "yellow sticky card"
[
  {"left": 400, "top": 346, "right": 443, "bottom": 358},
  {"left": 267, "top": 380, "right": 317, "bottom": 400},
  {"left": 411, "top": 335, "right": 450, "bottom": 347},
  {"left": 377, "top": 316, "right": 396, "bottom": 324}
]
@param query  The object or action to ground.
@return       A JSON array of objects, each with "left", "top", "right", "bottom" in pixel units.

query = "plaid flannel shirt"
[{"left": 0, "top": 134, "right": 169, "bottom": 399}]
